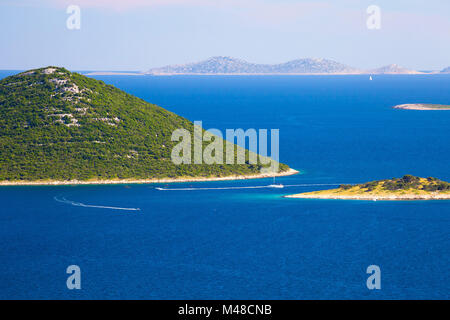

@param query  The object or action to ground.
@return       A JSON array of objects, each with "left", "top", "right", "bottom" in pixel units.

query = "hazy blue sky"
[{"left": 1, "top": 0, "right": 449, "bottom": 71}]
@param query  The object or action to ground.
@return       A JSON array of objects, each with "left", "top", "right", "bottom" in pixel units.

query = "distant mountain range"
[
  {"left": 146, "top": 56, "right": 362, "bottom": 75},
  {"left": 369, "top": 64, "right": 419, "bottom": 74},
  {"left": 144, "top": 56, "right": 442, "bottom": 75}
]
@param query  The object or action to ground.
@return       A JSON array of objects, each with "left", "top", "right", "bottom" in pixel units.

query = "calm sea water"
[{"left": 0, "top": 72, "right": 449, "bottom": 299}]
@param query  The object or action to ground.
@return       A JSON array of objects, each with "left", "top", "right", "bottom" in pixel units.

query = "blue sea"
[{"left": 0, "top": 71, "right": 449, "bottom": 299}]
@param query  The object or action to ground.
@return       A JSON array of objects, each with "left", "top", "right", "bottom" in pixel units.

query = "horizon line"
[{"left": 1, "top": 54, "right": 449, "bottom": 74}]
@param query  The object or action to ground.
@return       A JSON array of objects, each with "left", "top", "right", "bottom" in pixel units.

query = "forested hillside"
[{"left": 0, "top": 67, "right": 288, "bottom": 181}]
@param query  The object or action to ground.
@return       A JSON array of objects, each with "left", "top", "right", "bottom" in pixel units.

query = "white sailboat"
[
  {"left": 369, "top": 76, "right": 373, "bottom": 81},
  {"left": 268, "top": 176, "right": 284, "bottom": 188}
]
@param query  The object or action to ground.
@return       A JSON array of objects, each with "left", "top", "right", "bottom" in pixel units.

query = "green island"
[
  {"left": 393, "top": 104, "right": 450, "bottom": 110},
  {"left": 0, "top": 67, "right": 293, "bottom": 185},
  {"left": 285, "top": 175, "right": 450, "bottom": 200}
]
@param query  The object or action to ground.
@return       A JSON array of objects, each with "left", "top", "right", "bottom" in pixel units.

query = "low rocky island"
[
  {"left": 393, "top": 104, "right": 450, "bottom": 110},
  {"left": 285, "top": 175, "right": 450, "bottom": 200}
]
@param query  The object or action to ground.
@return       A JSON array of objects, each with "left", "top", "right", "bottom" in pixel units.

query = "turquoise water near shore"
[{"left": 0, "top": 72, "right": 449, "bottom": 299}]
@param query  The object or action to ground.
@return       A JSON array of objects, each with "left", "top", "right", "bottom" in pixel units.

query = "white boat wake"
[
  {"left": 54, "top": 197, "right": 141, "bottom": 211},
  {"left": 155, "top": 183, "right": 346, "bottom": 191}
]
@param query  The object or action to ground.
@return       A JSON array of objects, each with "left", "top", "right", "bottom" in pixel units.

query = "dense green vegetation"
[
  {"left": 0, "top": 67, "right": 288, "bottom": 181},
  {"left": 339, "top": 175, "right": 450, "bottom": 192}
]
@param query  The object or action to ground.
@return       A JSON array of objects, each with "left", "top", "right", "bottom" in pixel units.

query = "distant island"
[
  {"left": 143, "top": 56, "right": 425, "bottom": 75},
  {"left": 369, "top": 64, "right": 419, "bottom": 75},
  {"left": 0, "top": 67, "right": 294, "bottom": 185},
  {"left": 393, "top": 104, "right": 450, "bottom": 110},
  {"left": 82, "top": 58, "right": 450, "bottom": 76},
  {"left": 285, "top": 175, "right": 450, "bottom": 200}
]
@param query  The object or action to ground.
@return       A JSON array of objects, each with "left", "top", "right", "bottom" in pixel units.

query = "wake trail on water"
[
  {"left": 156, "top": 183, "right": 348, "bottom": 191},
  {"left": 54, "top": 197, "right": 141, "bottom": 211}
]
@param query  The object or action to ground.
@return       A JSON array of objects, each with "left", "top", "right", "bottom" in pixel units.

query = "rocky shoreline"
[
  {"left": 393, "top": 104, "right": 450, "bottom": 110},
  {"left": 284, "top": 192, "right": 450, "bottom": 200},
  {"left": 0, "top": 168, "right": 299, "bottom": 186}
]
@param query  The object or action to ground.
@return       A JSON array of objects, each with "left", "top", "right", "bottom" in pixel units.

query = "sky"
[{"left": 0, "top": 0, "right": 449, "bottom": 71}]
